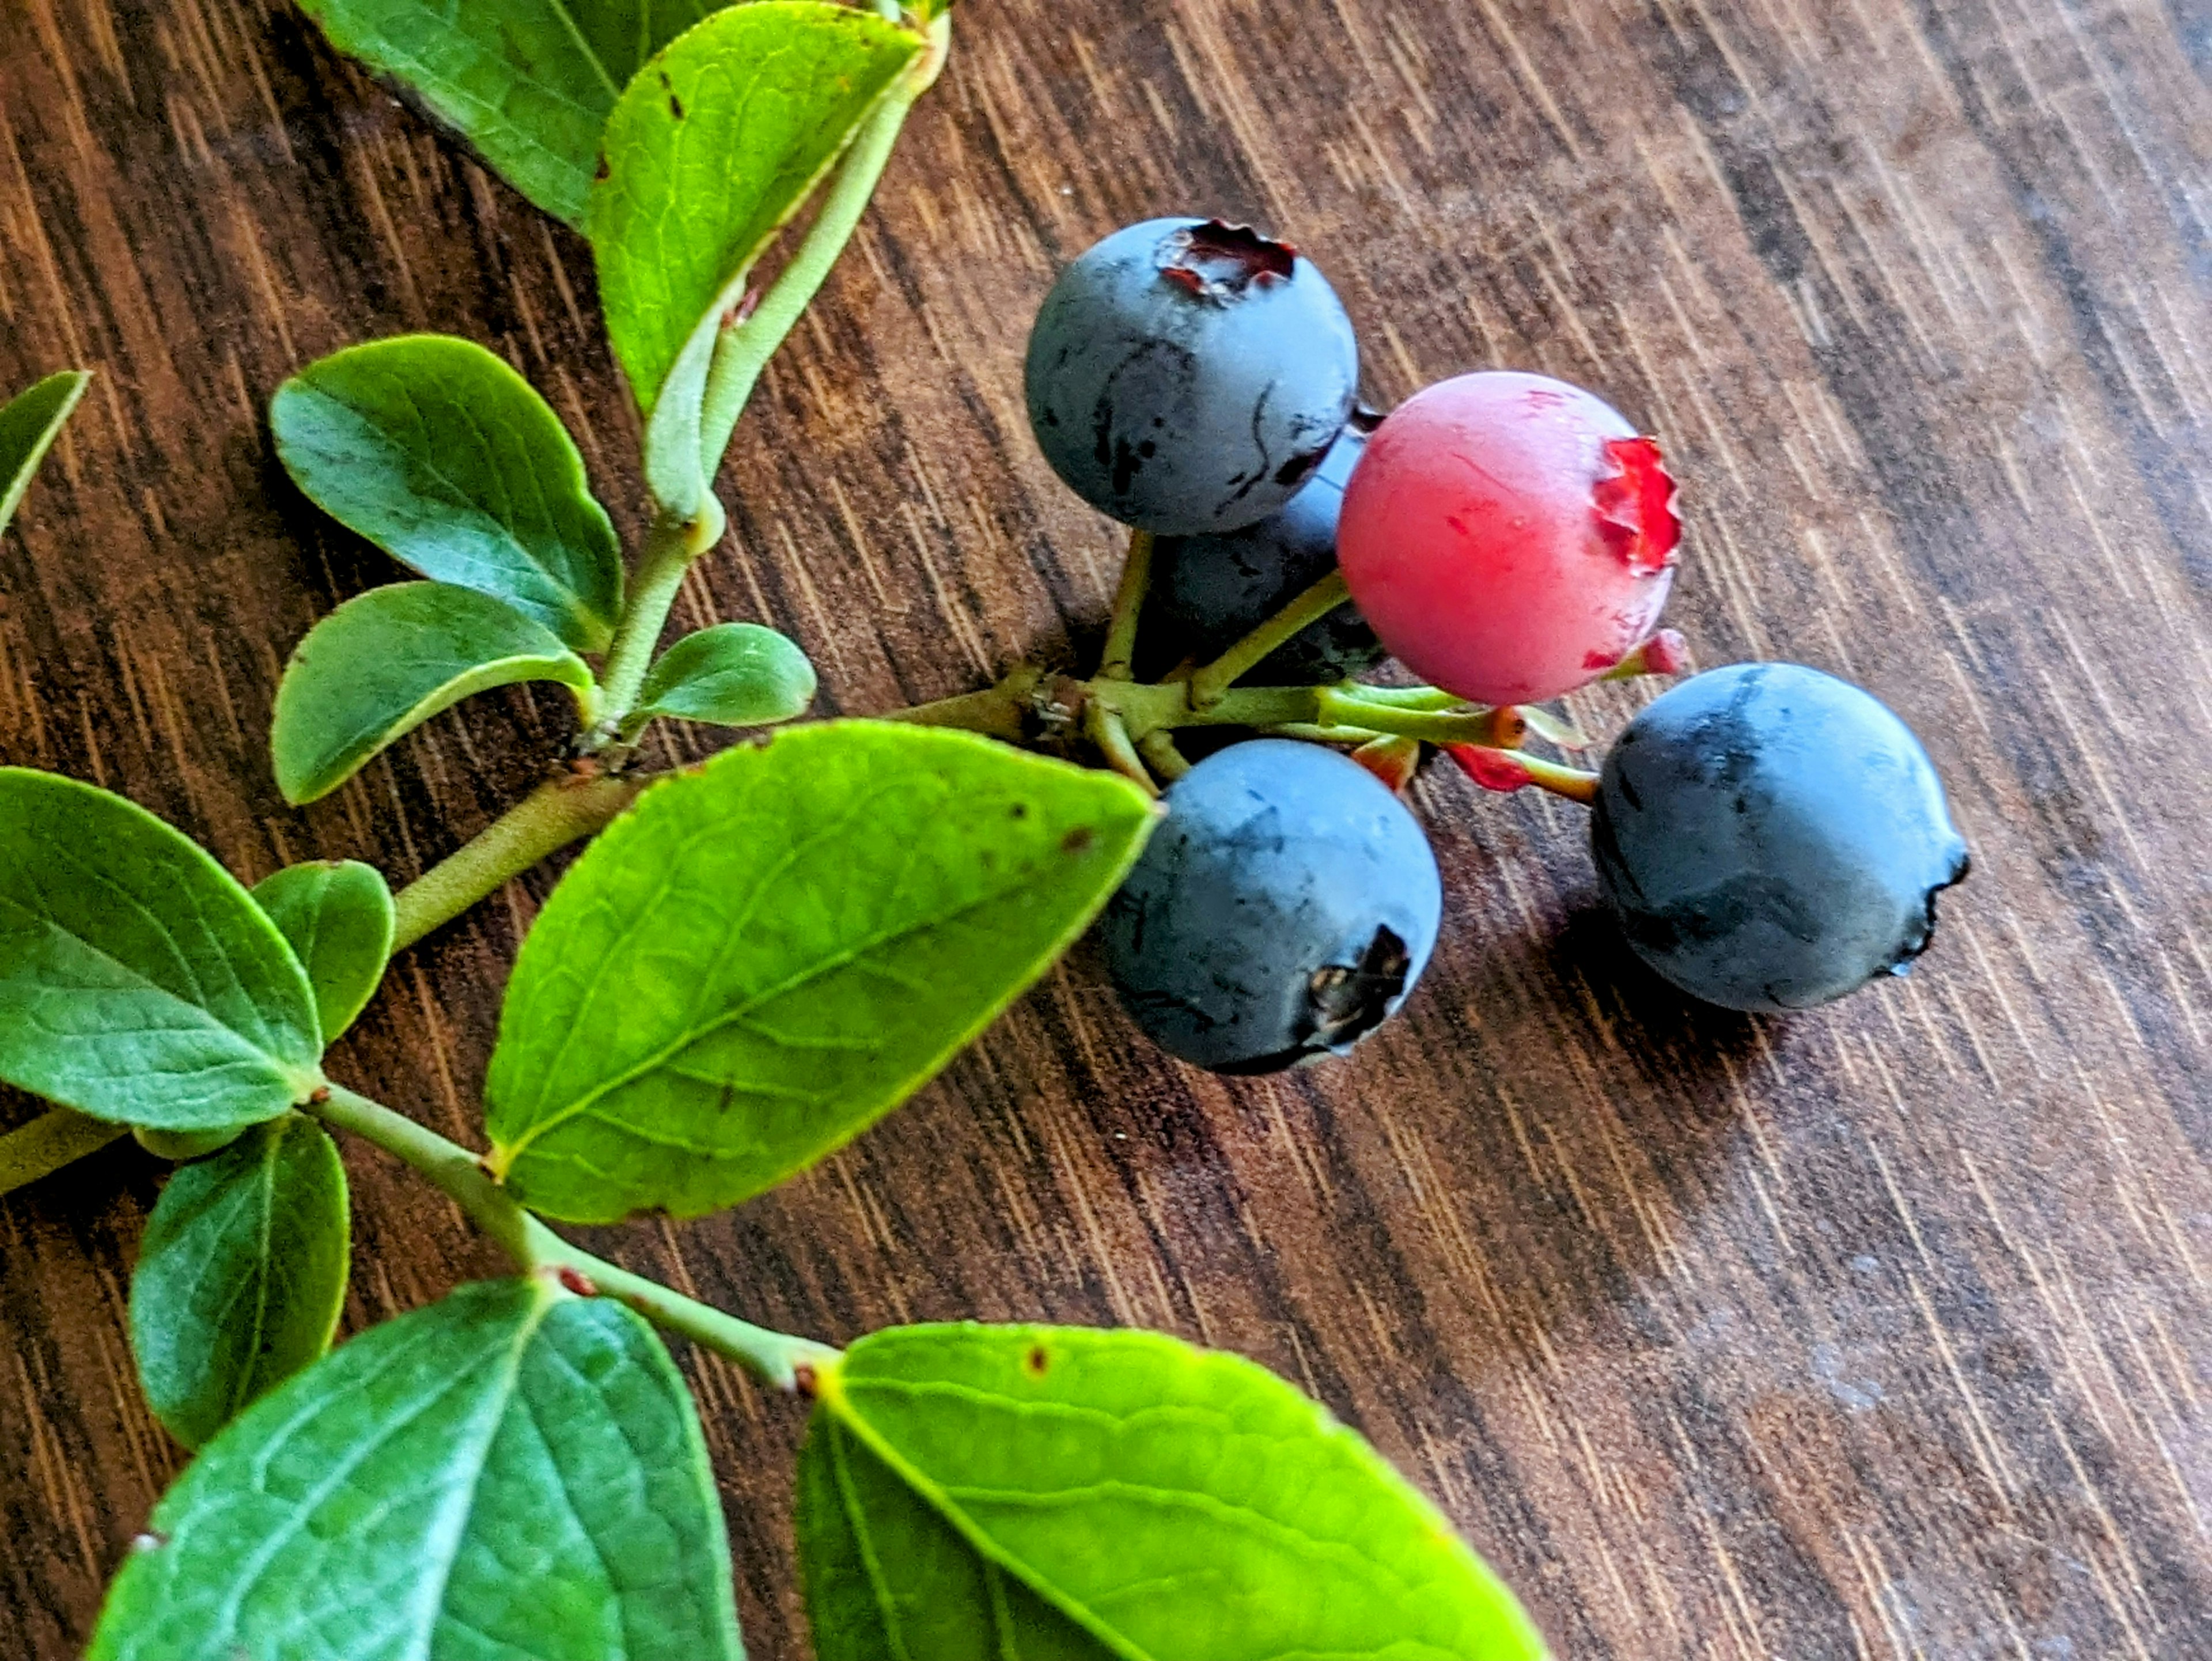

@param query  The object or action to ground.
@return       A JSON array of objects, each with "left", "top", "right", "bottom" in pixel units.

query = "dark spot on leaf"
[
  {"left": 1062, "top": 826, "right": 1095, "bottom": 855},
  {"left": 1010, "top": 801, "right": 1029, "bottom": 819},
  {"left": 669, "top": 94, "right": 685, "bottom": 119},
  {"left": 657, "top": 70, "right": 673, "bottom": 88},
  {"left": 594, "top": 157, "right": 611, "bottom": 181},
  {"left": 1025, "top": 1345, "right": 1050, "bottom": 1376}
]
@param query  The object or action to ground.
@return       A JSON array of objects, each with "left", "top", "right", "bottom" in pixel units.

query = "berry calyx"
[{"left": 1337, "top": 371, "right": 1682, "bottom": 705}]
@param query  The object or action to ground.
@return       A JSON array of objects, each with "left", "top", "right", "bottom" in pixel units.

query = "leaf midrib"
[{"left": 491, "top": 837, "right": 1088, "bottom": 1169}]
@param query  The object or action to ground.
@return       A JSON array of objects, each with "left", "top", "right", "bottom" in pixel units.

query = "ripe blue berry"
[
  {"left": 1103, "top": 740, "right": 1442, "bottom": 1073},
  {"left": 1025, "top": 218, "right": 1359, "bottom": 536},
  {"left": 1592, "top": 663, "right": 1969, "bottom": 1011},
  {"left": 1141, "top": 416, "right": 1386, "bottom": 684}
]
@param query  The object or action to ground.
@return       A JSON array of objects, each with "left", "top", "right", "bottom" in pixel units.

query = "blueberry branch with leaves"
[{"left": 0, "top": 0, "right": 1973, "bottom": 1654}]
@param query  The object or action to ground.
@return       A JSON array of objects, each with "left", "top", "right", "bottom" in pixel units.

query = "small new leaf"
[
  {"left": 251, "top": 861, "right": 396, "bottom": 1042},
  {"left": 0, "top": 369, "right": 89, "bottom": 540},
  {"left": 128, "top": 1115, "right": 350, "bottom": 1450},
  {"left": 91, "top": 1280, "right": 743, "bottom": 1661},
  {"left": 0, "top": 770, "right": 323, "bottom": 1130},
  {"left": 484, "top": 722, "right": 1157, "bottom": 1223},
  {"left": 271, "top": 582, "right": 594, "bottom": 806},
  {"left": 294, "top": 0, "right": 718, "bottom": 227},
  {"left": 799, "top": 1325, "right": 1552, "bottom": 1661},
  {"left": 272, "top": 336, "right": 622, "bottom": 648},
  {"left": 592, "top": 3, "right": 921, "bottom": 512},
  {"left": 634, "top": 623, "right": 817, "bottom": 730}
]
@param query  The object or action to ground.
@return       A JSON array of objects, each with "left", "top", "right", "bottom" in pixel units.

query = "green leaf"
[
  {"left": 293, "top": 0, "right": 718, "bottom": 227},
  {"left": 90, "top": 1279, "right": 743, "bottom": 1661},
  {"left": 484, "top": 722, "right": 1156, "bottom": 1223},
  {"left": 272, "top": 336, "right": 622, "bottom": 648},
  {"left": 635, "top": 623, "right": 817, "bottom": 729},
  {"left": 0, "top": 369, "right": 89, "bottom": 540},
  {"left": 592, "top": 3, "right": 921, "bottom": 512},
  {"left": 128, "top": 1115, "right": 351, "bottom": 1450},
  {"left": 0, "top": 770, "right": 323, "bottom": 1131},
  {"left": 799, "top": 1412, "right": 1108, "bottom": 1660},
  {"left": 800, "top": 1325, "right": 1551, "bottom": 1661},
  {"left": 251, "top": 861, "right": 397, "bottom": 1042},
  {"left": 271, "top": 581, "right": 594, "bottom": 806}
]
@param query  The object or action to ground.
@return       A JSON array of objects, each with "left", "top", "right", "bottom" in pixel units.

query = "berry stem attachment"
[
  {"left": 1096, "top": 529, "right": 1154, "bottom": 682},
  {"left": 1185, "top": 569, "right": 1351, "bottom": 708},
  {"left": 1446, "top": 744, "right": 1601, "bottom": 805},
  {"left": 1310, "top": 687, "right": 1520, "bottom": 747},
  {"left": 307, "top": 1084, "right": 839, "bottom": 1391},
  {"left": 1084, "top": 703, "right": 1160, "bottom": 797},
  {"left": 1137, "top": 730, "right": 1193, "bottom": 782}
]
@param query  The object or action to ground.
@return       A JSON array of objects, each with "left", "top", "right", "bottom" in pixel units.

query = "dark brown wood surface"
[{"left": 3, "top": 0, "right": 2209, "bottom": 1654}]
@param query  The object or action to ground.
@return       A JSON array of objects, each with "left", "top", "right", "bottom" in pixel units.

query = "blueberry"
[
  {"left": 1139, "top": 416, "right": 1387, "bottom": 684},
  {"left": 1103, "top": 740, "right": 1442, "bottom": 1073},
  {"left": 1592, "top": 663, "right": 1969, "bottom": 1011},
  {"left": 1025, "top": 218, "right": 1359, "bottom": 536}
]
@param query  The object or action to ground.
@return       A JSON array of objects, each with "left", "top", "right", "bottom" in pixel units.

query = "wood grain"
[{"left": 3, "top": 0, "right": 2209, "bottom": 1653}]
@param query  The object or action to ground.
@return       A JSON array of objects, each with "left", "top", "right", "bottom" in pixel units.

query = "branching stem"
[
  {"left": 1186, "top": 570, "right": 1351, "bottom": 708},
  {"left": 309, "top": 1085, "right": 838, "bottom": 1390}
]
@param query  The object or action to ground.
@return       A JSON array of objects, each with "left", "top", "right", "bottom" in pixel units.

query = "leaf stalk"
[{"left": 309, "top": 1084, "right": 837, "bottom": 1390}]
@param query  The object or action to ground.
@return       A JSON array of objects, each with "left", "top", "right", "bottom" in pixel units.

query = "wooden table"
[{"left": 3, "top": 0, "right": 2208, "bottom": 1654}]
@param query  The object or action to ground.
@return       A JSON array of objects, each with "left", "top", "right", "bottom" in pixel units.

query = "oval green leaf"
[
  {"left": 635, "top": 622, "right": 817, "bottom": 729},
  {"left": 592, "top": 3, "right": 921, "bottom": 512},
  {"left": 800, "top": 1325, "right": 1551, "bottom": 1661},
  {"left": 271, "top": 581, "right": 594, "bottom": 806},
  {"left": 272, "top": 336, "right": 622, "bottom": 649},
  {"left": 484, "top": 721, "right": 1157, "bottom": 1223},
  {"left": 251, "top": 861, "right": 396, "bottom": 1042},
  {"left": 295, "top": 0, "right": 719, "bottom": 228},
  {"left": 0, "top": 368, "right": 89, "bottom": 540},
  {"left": 128, "top": 1114, "right": 351, "bottom": 1451},
  {"left": 91, "top": 1278, "right": 743, "bottom": 1661},
  {"left": 0, "top": 770, "right": 323, "bottom": 1130}
]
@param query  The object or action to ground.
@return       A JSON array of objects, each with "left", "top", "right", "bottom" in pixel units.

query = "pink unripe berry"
[{"left": 1338, "top": 372, "right": 1682, "bottom": 705}]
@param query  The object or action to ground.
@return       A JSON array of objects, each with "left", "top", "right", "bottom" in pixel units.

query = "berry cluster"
[{"left": 1024, "top": 217, "right": 1971, "bottom": 1069}]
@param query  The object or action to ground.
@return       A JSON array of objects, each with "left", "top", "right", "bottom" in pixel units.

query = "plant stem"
[
  {"left": 588, "top": 503, "right": 726, "bottom": 750},
  {"left": 309, "top": 1085, "right": 838, "bottom": 1390},
  {"left": 1137, "top": 729, "right": 1191, "bottom": 782},
  {"left": 0, "top": 1107, "right": 125, "bottom": 1197},
  {"left": 694, "top": 12, "right": 955, "bottom": 477},
  {"left": 1083, "top": 703, "right": 1158, "bottom": 796},
  {"left": 1310, "top": 687, "right": 1525, "bottom": 748},
  {"left": 1185, "top": 570, "right": 1351, "bottom": 709},
  {"left": 874, "top": 665, "right": 1041, "bottom": 739},
  {"left": 392, "top": 774, "right": 649, "bottom": 951},
  {"left": 1097, "top": 530, "right": 1154, "bottom": 681}
]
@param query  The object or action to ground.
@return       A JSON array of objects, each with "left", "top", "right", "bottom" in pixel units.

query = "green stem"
[
  {"left": 1137, "top": 729, "right": 1191, "bottom": 782},
  {"left": 1097, "top": 531, "right": 1154, "bottom": 681},
  {"left": 310, "top": 1085, "right": 837, "bottom": 1390},
  {"left": 1186, "top": 570, "right": 1351, "bottom": 708},
  {"left": 0, "top": 1107, "right": 126, "bottom": 1197},
  {"left": 1082, "top": 703, "right": 1158, "bottom": 796},
  {"left": 694, "top": 13, "right": 953, "bottom": 476},
  {"left": 588, "top": 503, "right": 726, "bottom": 749},
  {"left": 392, "top": 774, "right": 649, "bottom": 952},
  {"left": 874, "top": 665, "right": 1041, "bottom": 740},
  {"left": 1311, "top": 687, "right": 1518, "bottom": 747}
]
